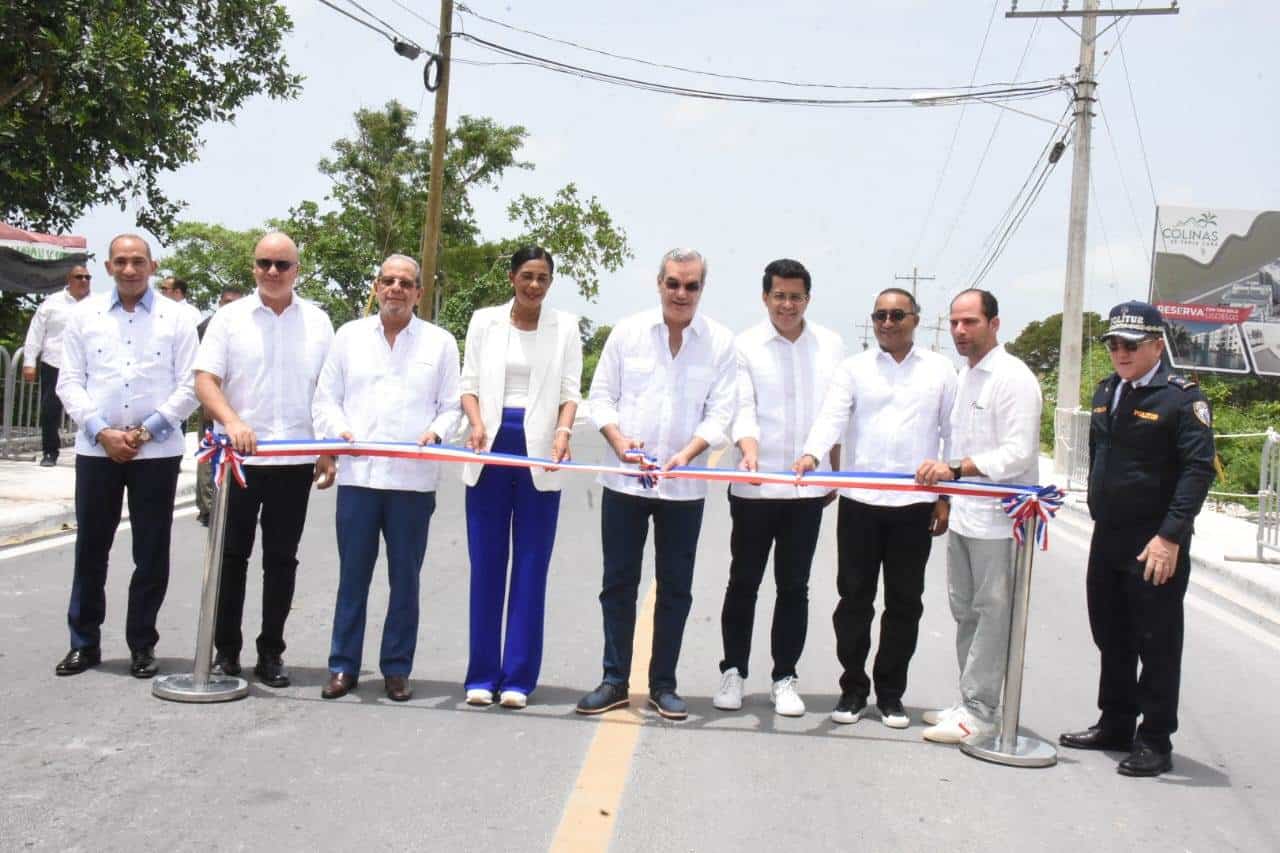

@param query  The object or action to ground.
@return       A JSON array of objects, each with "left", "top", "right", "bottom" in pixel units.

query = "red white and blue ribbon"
[{"left": 196, "top": 434, "right": 1063, "bottom": 548}]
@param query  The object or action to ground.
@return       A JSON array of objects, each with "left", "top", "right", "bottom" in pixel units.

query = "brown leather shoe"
[
  {"left": 321, "top": 671, "right": 358, "bottom": 699},
  {"left": 384, "top": 675, "right": 412, "bottom": 702}
]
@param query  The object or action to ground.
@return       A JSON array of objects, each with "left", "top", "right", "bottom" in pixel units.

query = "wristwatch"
[
  {"left": 948, "top": 461, "right": 963, "bottom": 480},
  {"left": 134, "top": 426, "right": 153, "bottom": 444}
]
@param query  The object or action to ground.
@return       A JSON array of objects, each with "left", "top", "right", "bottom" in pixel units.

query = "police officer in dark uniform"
[{"left": 1059, "top": 301, "right": 1215, "bottom": 777}]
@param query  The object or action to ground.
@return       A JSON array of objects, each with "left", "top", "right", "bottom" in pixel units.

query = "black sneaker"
[
  {"left": 39, "top": 453, "right": 57, "bottom": 467},
  {"left": 575, "top": 681, "right": 629, "bottom": 715},
  {"left": 877, "top": 699, "right": 910, "bottom": 729},
  {"left": 648, "top": 690, "right": 688, "bottom": 721},
  {"left": 830, "top": 693, "right": 867, "bottom": 725}
]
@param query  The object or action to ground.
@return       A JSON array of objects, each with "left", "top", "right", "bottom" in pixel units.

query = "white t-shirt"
[{"left": 502, "top": 325, "right": 538, "bottom": 408}]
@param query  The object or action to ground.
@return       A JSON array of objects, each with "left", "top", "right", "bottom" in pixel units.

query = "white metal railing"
[
  {"left": 1, "top": 345, "right": 74, "bottom": 459},
  {"left": 1053, "top": 407, "right": 1092, "bottom": 492},
  {"left": 1257, "top": 429, "right": 1280, "bottom": 560}
]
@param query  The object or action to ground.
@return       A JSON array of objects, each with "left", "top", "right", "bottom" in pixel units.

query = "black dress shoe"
[
  {"left": 575, "top": 681, "right": 629, "bottom": 715},
  {"left": 1059, "top": 724, "right": 1134, "bottom": 752},
  {"left": 648, "top": 690, "right": 689, "bottom": 721},
  {"left": 129, "top": 647, "right": 158, "bottom": 678},
  {"left": 254, "top": 654, "right": 290, "bottom": 688},
  {"left": 196, "top": 513, "right": 210, "bottom": 527},
  {"left": 1118, "top": 742, "right": 1173, "bottom": 777},
  {"left": 321, "top": 671, "right": 358, "bottom": 699},
  {"left": 39, "top": 453, "right": 57, "bottom": 467},
  {"left": 211, "top": 652, "right": 241, "bottom": 676},
  {"left": 55, "top": 647, "right": 101, "bottom": 676},
  {"left": 384, "top": 675, "right": 412, "bottom": 702}
]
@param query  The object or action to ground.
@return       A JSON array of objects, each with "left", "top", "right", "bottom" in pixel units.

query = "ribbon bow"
[
  {"left": 196, "top": 430, "right": 246, "bottom": 489},
  {"left": 1001, "top": 484, "right": 1064, "bottom": 551},
  {"left": 622, "top": 448, "right": 660, "bottom": 489}
]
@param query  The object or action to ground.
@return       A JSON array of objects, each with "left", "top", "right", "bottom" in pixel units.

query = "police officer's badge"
[{"left": 1193, "top": 400, "right": 1212, "bottom": 427}]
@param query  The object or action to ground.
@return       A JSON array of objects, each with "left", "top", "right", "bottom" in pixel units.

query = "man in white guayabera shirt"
[
  {"left": 194, "top": 231, "right": 335, "bottom": 689},
  {"left": 23, "top": 263, "right": 93, "bottom": 466},
  {"left": 712, "top": 258, "right": 845, "bottom": 718},
  {"left": 54, "top": 235, "right": 198, "bottom": 680},
  {"left": 915, "top": 288, "right": 1041, "bottom": 744},
  {"left": 311, "top": 254, "right": 461, "bottom": 703},
  {"left": 578, "top": 248, "right": 737, "bottom": 722},
  {"left": 796, "top": 287, "right": 957, "bottom": 730}
]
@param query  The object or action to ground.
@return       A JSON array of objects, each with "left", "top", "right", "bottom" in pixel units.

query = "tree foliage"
[
  {"left": 1006, "top": 311, "right": 1108, "bottom": 375},
  {"left": 0, "top": 0, "right": 301, "bottom": 235}
]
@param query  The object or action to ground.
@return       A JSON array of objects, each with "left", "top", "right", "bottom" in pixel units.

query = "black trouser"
[
  {"left": 833, "top": 497, "right": 935, "bottom": 703},
  {"left": 215, "top": 464, "right": 315, "bottom": 659},
  {"left": 68, "top": 455, "right": 181, "bottom": 651},
  {"left": 38, "top": 360, "right": 62, "bottom": 457},
  {"left": 719, "top": 495, "right": 825, "bottom": 681},
  {"left": 1086, "top": 523, "right": 1190, "bottom": 754}
]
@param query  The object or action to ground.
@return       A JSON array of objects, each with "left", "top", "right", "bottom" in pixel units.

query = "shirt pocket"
[{"left": 686, "top": 365, "right": 716, "bottom": 405}]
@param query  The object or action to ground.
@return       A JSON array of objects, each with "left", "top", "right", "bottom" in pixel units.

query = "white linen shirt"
[
  {"left": 803, "top": 345, "right": 957, "bottom": 507},
  {"left": 194, "top": 290, "right": 334, "bottom": 466},
  {"left": 173, "top": 298, "right": 202, "bottom": 330},
  {"left": 588, "top": 308, "right": 737, "bottom": 501},
  {"left": 948, "top": 345, "right": 1044, "bottom": 539},
  {"left": 23, "top": 288, "right": 80, "bottom": 368},
  {"left": 313, "top": 315, "right": 462, "bottom": 492},
  {"left": 731, "top": 320, "right": 846, "bottom": 499},
  {"left": 57, "top": 288, "right": 199, "bottom": 459}
]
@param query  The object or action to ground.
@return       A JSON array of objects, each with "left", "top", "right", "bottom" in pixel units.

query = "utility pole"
[
  {"left": 416, "top": 0, "right": 454, "bottom": 320},
  {"left": 894, "top": 266, "right": 935, "bottom": 301},
  {"left": 1006, "top": 0, "right": 1177, "bottom": 471},
  {"left": 856, "top": 320, "right": 873, "bottom": 350}
]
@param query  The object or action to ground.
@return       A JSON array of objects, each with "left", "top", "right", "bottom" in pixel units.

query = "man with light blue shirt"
[
  {"left": 578, "top": 248, "right": 737, "bottom": 720},
  {"left": 54, "top": 234, "right": 199, "bottom": 679}
]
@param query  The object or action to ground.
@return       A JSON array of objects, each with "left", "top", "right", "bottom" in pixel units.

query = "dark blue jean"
[
  {"left": 329, "top": 485, "right": 435, "bottom": 678},
  {"left": 464, "top": 408, "right": 561, "bottom": 695},
  {"left": 599, "top": 487, "right": 705, "bottom": 693}
]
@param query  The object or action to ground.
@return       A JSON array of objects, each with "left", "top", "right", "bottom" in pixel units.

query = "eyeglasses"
[
  {"left": 1106, "top": 337, "right": 1154, "bottom": 353},
  {"left": 377, "top": 274, "right": 418, "bottom": 289},
  {"left": 664, "top": 280, "right": 701, "bottom": 293},
  {"left": 768, "top": 291, "right": 808, "bottom": 305},
  {"left": 255, "top": 258, "right": 295, "bottom": 272},
  {"left": 158, "top": 284, "right": 175, "bottom": 291},
  {"left": 70, "top": 274, "right": 92, "bottom": 281},
  {"left": 871, "top": 309, "right": 916, "bottom": 323}
]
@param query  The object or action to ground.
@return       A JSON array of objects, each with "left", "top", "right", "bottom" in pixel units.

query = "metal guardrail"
[
  {"left": 1258, "top": 429, "right": 1280, "bottom": 560},
  {"left": 1053, "top": 407, "right": 1092, "bottom": 492},
  {"left": 1, "top": 345, "right": 74, "bottom": 460}
]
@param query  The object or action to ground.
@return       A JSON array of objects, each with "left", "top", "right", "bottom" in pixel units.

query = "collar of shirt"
[
  {"left": 763, "top": 320, "right": 811, "bottom": 347},
  {"left": 646, "top": 307, "right": 707, "bottom": 339},
  {"left": 967, "top": 343, "right": 1006, "bottom": 374},
  {"left": 109, "top": 286, "right": 154, "bottom": 312},
  {"left": 1131, "top": 360, "right": 1161, "bottom": 389},
  {"left": 874, "top": 342, "right": 922, "bottom": 367},
  {"left": 375, "top": 314, "right": 420, "bottom": 343},
  {"left": 248, "top": 288, "right": 299, "bottom": 316}
]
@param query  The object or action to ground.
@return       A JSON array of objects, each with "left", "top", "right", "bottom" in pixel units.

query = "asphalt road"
[{"left": 2, "top": 430, "right": 1278, "bottom": 851}]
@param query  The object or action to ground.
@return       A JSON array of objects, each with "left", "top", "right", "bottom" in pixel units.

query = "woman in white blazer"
[{"left": 459, "top": 246, "right": 583, "bottom": 709}]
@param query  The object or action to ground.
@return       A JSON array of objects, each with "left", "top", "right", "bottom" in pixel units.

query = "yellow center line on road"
[{"left": 549, "top": 580, "right": 658, "bottom": 852}]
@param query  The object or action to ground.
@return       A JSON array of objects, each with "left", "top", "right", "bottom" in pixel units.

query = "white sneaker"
[
  {"left": 499, "top": 690, "right": 527, "bottom": 709},
  {"left": 465, "top": 688, "right": 493, "bottom": 706},
  {"left": 712, "top": 668, "right": 745, "bottom": 711},
  {"left": 922, "top": 703, "right": 962, "bottom": 726},
  {"left": 770, "top": 676, "right": 806, "bottom": 717},
  {"left": 922, "top": 707, "right": 994, "bottom": 744}
]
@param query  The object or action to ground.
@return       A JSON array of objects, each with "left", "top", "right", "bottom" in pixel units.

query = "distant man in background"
[
  {"left": 158, "top": 275, "right": 202, "bottom": 328},
  {"left": 54, "top": 235, "right": 199, "bottom": 678},
  {"left": 194, "top": 287, "right": 244, "bottom": 526},
  {"left": 22, "top": 264, "right": 93, "bottom": 466}
]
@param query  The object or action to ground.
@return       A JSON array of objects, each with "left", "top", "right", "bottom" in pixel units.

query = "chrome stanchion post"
[
  {"left": 961, "top": 513, "right": 1057, "bottom": 767},
  {"left": 153, "top": 467, "right": 249, "bottom": 702}
]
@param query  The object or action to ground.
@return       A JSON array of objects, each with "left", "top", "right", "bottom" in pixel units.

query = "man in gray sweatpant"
[{"left": 914, "top": 288, "right": 1042, "bottom": 743}]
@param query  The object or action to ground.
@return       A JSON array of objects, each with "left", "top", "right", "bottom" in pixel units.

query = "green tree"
[
  {"left": 159, "top": 222, "right": 261, "bottom": 310},
  {"left": 1007, "top": 311, "right": 1108, "bottom": 375},
  {"left": 0, "top": 0, "right": 301, "bottom": 235}
]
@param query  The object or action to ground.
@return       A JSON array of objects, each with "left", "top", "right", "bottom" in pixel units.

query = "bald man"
[{"left": 194, "top": 232, "right": 336, "bottom": 688}]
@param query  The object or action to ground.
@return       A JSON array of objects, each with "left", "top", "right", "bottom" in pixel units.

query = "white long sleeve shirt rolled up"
[
  {"left": 312, "top": 315, "right": 462, "bottom": 492},
  {"left": 802, "top": 345, "right": 957, "bottom": 507},
  {"left": 56, "top": 288, "right": 199, "bottom": 459},
  {"left": 731, "top": 320, "right": 846, "bottom": 499},
  {"left": 23, "top": 288, "right": 80, "bottom": 369},
  {"left": 947, "top": 344, "right": 1043, "bottom": 539},
  {"left": 193, "top": 290, "right": 334, "bottom": 466},
  {"left": 588, "top": 308, "right": 737, "bottom": 501}
]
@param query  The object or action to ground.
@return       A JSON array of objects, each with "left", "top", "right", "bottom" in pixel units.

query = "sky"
[{"left": 69, "top": 0, "right": 1280, "bottom": 359}]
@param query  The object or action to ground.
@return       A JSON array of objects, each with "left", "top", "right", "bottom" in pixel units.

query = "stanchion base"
[
  {"left": 152, "top": 673, "right": 249, "bottom": 703},
  {"left": 961, "top": 733, "right": 1058, "bottom": 768}
]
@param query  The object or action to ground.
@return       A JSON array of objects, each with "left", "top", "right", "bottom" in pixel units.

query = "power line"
[
  {"left": 1097, "top": 95, "right": 1152, "bottom": 267},
  {"left": 315, "top": 0, "right": 395, "bottom": 42},
  {"left": 455, "top": 1, "right": 1065, "bottom": 94},
  {"left": 388, "top": 0, "right": 439, "bottom": 32},
  {"left": 1113, "top": 9, "right": 1159, "bottom": 211},
  {"left": 343, "top": 0, "right": 418, "bottom": 44},
  {"left": 454, "top": 31, "right": 1070, "bottom": 108},
  {"left": 907, "top": 0, "right": 1001, "bottom": 266}
]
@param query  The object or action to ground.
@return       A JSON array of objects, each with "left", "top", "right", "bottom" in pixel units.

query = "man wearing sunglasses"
[
  {"left": 796, "top": 288, "right": 957, "bottom": 729},
  {"left": 194, "top": 231, "right": 336, "bottom": 688},
  {"left": 1059, "top": 300, "right": 1215, "bottom": 777},
  {"left": 580, "top": 248, "right": 737, "bottom": 720},
  {"left": 158, "top": 276, "right": 202, "bottom": 329},
  {"left": 22, "top": 265, "right": 93, "bottom": 466},
  {"left": 913, "top": 289, "right": 1042, "bottom": 745}
]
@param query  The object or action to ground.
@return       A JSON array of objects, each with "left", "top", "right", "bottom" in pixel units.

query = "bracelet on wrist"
[{"left": 555, "top": 426, "right": 573, "bottom": 436}]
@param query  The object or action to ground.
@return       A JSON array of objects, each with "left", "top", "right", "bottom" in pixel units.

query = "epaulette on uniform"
[{"left": 1168, "top": 375, "right": 1197, "bottom": 390}]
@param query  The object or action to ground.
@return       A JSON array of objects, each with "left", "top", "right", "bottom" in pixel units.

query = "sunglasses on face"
[
  {"left": 255, "top": 258, "right": 295, "bottom": 272},
  {"left": 663, "top": 280, "right": 701, "bottom": 293},
  {"left": 377, "top": 275, "right": 417, "bottom": 289},
  {"left": 1106, "top": 338, "right": 1153, "bottom": 353},
  {"left": 871, "top": 309, "right": 916, "bottom": 323},
  {"left": 70, "top": 274, "right": 92, "bottom": 281}
]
